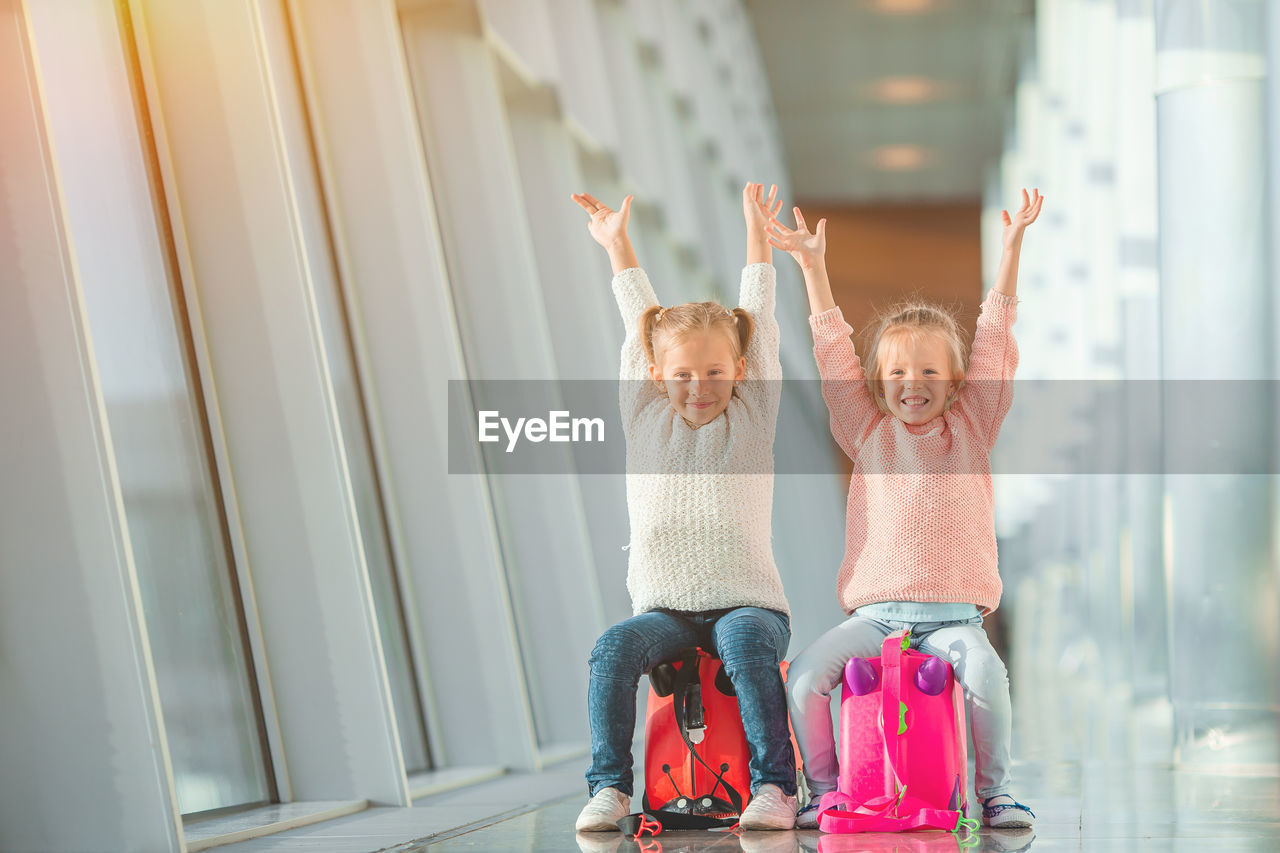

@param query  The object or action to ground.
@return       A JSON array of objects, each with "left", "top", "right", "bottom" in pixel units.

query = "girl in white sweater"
[{"left": 570, "top": 185, "right": 796, "bottom": 832}]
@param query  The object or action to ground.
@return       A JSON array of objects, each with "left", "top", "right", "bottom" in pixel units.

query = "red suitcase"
[{"left": 642, "top": 648, "right": 798, "bottom": 829}]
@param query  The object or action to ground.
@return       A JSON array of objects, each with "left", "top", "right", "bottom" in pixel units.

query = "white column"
[
  {"left": 1081, "top": 0, "right": 1128, "bottom": 703},
  {"left": 397, "top": 1, "right": 603, "bottom": 753},
  {"left": 1268, "top": 0, "right": 1280, "bottom": 710},
  {"left": 495, "top": 31, "right": 633, "bottom": 625},
  {"left": 543, "top": 0, "right": 622, "bottom": 153},
  {"left": 1115, "top": 0, "right": 1168, "bottom": 706},
  {"left": 0, "top": 1, "right": 182, "bottom": 848},
  {"left": 128, "top": 0, "right": 412, "bottom": 802},
  {"left": 1154, "top": 0, "right": 1277, "bottom": 763},
  {"left": 284, "top": 0, "right": 541, "bottom": 771}
]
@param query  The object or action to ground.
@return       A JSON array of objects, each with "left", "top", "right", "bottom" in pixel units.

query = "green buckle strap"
[
  {"left": 953, "top": 815, "right": 980, "bottom": 847},
  {"left": 897, "top": 632, "right": 911, "bottom": 733}
]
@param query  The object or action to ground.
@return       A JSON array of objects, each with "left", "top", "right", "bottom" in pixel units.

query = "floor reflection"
[{"left": 416, "top": 760, "right": 1280, "bottom": 852}]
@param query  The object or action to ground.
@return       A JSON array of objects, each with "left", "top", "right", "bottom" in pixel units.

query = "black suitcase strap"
[{"left": 648, "top": 649, "right": 745, "bottom": 828}]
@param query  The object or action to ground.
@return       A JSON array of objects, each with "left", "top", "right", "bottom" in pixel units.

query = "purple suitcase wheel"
[
  {"left": 914, "top": 656, "right": 950, "bottom": 695},
  {"left": 844, "top": 657, "right": 879, "bottom": 695}
]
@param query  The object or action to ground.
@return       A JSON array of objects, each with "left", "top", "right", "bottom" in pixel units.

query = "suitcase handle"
[
  {"left": 881, "top": 630, "right": 911, "bottom": 792},
  {"left": 669, "top": 649, "right": 745, "bottom": 813},
  {"left": 817, "top": 790, "right": 979, "bottom": 842}
]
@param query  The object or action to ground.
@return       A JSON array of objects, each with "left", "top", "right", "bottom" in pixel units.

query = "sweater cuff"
[
  {"left": 738, "top": 263, "right": 776, "bottom": 316},
  {"left": 980, "top": 288, "right": 1019, "bottom": 325},
  {"left": 612, "top": 266, "right": 658, "bottom": 320},
  {"left": 809, "top": 305, "right": 852, "bottom": 337},
  {"left": 612, "top": 265, "right": 646, "bottom": 288}
]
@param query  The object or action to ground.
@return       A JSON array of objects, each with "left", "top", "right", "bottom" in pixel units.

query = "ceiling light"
[
  {"left": 863, "top": 0, "right": 946, "bottom": 14},
  {"left": 865, "top": 76, "right": 947, "bottom": 104},
  {"left": 870, "top": 145, "right": 935, "bottom": 171}
]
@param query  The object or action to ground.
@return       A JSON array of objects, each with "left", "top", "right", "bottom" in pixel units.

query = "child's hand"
[
  {"left": 572, "top": 192, "right": 633, "bottom": 249},
  {"left": 766, "top": 206, "right": 826, "bottom": 271},
  {"left": 1001, "top": 188, "right": 1043, "bottom": 248},
  {"left": 743, "top": 182, "right": 781, "bottom": 233}
]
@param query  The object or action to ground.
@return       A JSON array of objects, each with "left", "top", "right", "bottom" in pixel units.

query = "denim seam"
[{"left": 720, "top": 655, "right": 782, "bottom": 669}]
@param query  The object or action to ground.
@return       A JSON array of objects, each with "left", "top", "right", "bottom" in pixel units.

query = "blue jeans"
[{"left": 586, "top": 606, "right": 795, "bottom": 798}]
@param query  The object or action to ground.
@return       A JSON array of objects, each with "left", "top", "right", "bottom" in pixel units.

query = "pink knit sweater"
[{"left": 809, "top": 289, "right": 1019, "bottom": 615}]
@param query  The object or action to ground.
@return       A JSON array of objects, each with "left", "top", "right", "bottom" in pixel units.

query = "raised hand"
[
  {"left": 571, "top": 192, "right": 634, "bottom": 249},
  {"left": 1001, "top": 188, "right": 1043, "bottom": 248},
  {"left": 767, "top": 206, "right": 834, "bottom": 313},
  {"left": 766, "top": 206, "right": 827, "bottom": 271},
  {"left": 571, "top": 192, "right": 638, "bottom": 273},
  {"left": 992, "top": 189, "right": 1043, "bottom": 298},
  {"left": 743, "top": 182, "right": 782, "bottom": 232}
]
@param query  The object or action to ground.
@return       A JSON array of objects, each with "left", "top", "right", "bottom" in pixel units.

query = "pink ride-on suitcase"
[{"left": 817, "top": 630, "right": 979, "bottom": 841}]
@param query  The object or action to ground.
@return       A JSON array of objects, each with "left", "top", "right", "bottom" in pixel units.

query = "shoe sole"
[{"left": 738, "top": 819, "right": 796, "bottom": 830}]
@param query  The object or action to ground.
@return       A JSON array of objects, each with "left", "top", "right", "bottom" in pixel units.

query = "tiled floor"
[
  {"left": 417, "top": 761, "right": 1280, "bottom": 852},
  {"left": 213, "top": 673, "right": 1280, "bottom": 852},
  {"left": 210, "top": 756, "right": 1280, "bottom": 851}
]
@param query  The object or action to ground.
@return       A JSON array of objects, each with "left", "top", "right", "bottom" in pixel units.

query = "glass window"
[
  {"left": 80, "top": 247, "right": 274, "bottom": 816},
  {"left": 308, "top": 278, "right": 434, "bottom": 774},
  {"left": 56, "top": 6, "right": 275, "bottom": 816}
]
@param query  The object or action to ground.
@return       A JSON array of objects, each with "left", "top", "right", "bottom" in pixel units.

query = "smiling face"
[
  {"left": 650, "top": 329, "right": 746, "bottom": 427},
  {"left": 876, "top": 329, "right": 961, "bottom": 425}
]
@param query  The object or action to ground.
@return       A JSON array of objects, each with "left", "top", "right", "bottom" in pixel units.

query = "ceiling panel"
[{"left": 745, "top": 0, "right": 1033, "bottom": 202}]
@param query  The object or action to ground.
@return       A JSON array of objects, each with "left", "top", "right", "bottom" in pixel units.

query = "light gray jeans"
[{"left": 785, "top": 611, "right": 1013, "bottom": 801}]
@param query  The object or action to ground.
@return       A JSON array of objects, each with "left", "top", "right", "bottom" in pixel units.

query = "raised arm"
[
  {"left": 766, "top": 205, "right": 834, "bottom": 315},
  {"left": 572, "top": 192, "right": 661, "bottom": 425},
  {"left": 734, "top": 184, "right": 783, "bottom": 428},
  {"left": 809, "top": 309, "right": 881, "bottom": 458},
  {"left": 768, "top": 206, "right": 879, "bottom": 457},
  {"left": 991, "top": 188, "right": 1042, "bottom": 300},
  {"left": 735, "top": 263, "right": 782, "bottom": 431},
  {"left": 956, "top": 189, "right": 1041, "bottom": 445},
  {"left": 743, "top": 182, "right": 780, "bottom": 266},
  {"left": 572, "top": 192, "right": 638, "bottom": 273}
]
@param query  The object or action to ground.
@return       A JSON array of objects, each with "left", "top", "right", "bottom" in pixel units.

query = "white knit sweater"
[{"left": 612, "top": 264, "right": 790, "bottom": 617}]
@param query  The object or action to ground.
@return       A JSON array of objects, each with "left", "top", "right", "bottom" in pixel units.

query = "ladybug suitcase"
[{"left": 642, "top": 648, "right": 798, "bottom": 829}]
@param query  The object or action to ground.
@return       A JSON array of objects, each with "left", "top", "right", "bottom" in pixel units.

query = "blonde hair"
[
  {"left": 862, "top": 300, "right": 967, "bottom": 415},
  {"left": 639, "top": 302, "right": 753, "bottom": 391}
]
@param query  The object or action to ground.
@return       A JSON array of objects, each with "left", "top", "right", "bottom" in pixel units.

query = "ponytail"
[
  {"left": 730, "top": 307, "right": 754, "bottom": 359},
  {"left": 638, "top": 305, "right": 664, "bottom": 368}
]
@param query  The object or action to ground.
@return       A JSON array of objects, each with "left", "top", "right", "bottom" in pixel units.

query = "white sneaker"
[
  {"left": 575, "top": 786, "right": 630, "bottom": 832},
  {"left": 981, "top": 794, "right": 1036, "bottom": 829},
  {"left": 738, "top": 783, "right": 797, "bottom": 830}
]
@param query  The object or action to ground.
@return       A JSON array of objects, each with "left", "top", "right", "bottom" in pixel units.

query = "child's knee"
[
  {"left": 588, "top": 623, "right": 646, "bottom": 678},
  {"left": 715, "top": 610, "right": 788, "bottom": 669},
  {"left": 958, "top": 646, "right": 1009, "bottom": 694},
  {"left": 785, "top": 659, "right": 830, "bottom": 713}
]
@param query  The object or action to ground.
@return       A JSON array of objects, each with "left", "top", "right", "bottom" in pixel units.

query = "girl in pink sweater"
[{"left": 766, "top": 190, "right": 1044, "bottom": 830}]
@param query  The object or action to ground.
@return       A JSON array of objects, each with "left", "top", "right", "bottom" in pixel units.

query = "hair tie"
[{"left": 657, "top": 307, "right": 668, "bottom": 323}]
